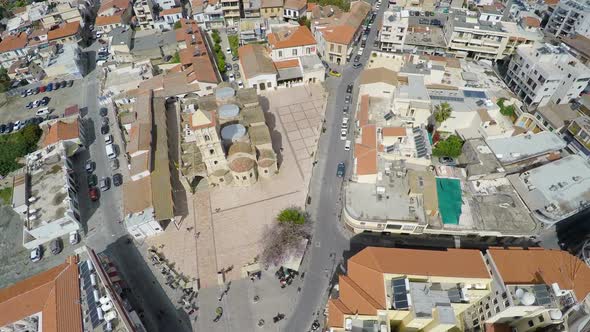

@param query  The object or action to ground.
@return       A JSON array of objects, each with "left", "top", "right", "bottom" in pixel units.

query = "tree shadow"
[{"left": 259, "top": 96, "right": 284, "bottom": 168}]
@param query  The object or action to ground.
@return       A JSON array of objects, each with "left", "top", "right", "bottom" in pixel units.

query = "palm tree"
[{"left": 434, "top": 102, "right": 452, "bottom": 124}]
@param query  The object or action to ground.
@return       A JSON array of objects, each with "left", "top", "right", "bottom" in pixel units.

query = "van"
[{"left": 105, "top": 143, "right": 116, "bottom": 159}]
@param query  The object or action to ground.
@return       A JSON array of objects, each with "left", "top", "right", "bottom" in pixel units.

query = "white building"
[
  {"left": 191, "top": 0, "right": 225, "bottom": 29},
  {"left": 283, "top": 0, "right": 306, "bottom": 20},
  {"left": 505, "top": 43, "right": 590, "bottom": 109},
  {"left": 545, "top": 0, "right": 590, "bottom": 39},
  {"left": 134, "top": 0, "right": 156, "bottom": 29},
  {"left": 379, "top": 10, "right": 409, "bottom": 53}
]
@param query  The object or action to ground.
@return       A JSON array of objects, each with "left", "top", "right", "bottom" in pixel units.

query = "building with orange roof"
[
  {"left": 327, "top": 246, "right": 590, "bottom": 332},
  {"left": 42, "top": 118, "right": 81, "bottom": 148},
  {"left": 47, "top": 21, "right": 80, "bottom": 43},
  {"left": 96, "top": 0, "right": 132, "bottom": 33},
  {"left": 95, "top": 14, "right": 125, "bottom": 33},
  {"left": 0, "top": 32, "right": 29, "bottom": 68},
  {"left": 267, "top": 25, "right": 317, "bottom": 61},
  {"left": 313, "top": 0, "right": 371, "bottom": 64}
]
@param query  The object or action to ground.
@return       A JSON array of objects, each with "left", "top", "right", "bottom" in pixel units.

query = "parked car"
[
  {"left": 101, "top": 117, "right": 109, "bottom": 126},
  {"left": 99, "top": 177, "right": 111, "bottom": 191},
  {"left": 104, "top": 134, "right": 113, "bottom": 144},
  {"left": 59, "top": 81, "right": 67, "bottom": 88},
  {"left": 89, "top": 187, "right": 99, "bottom": 201},
  {"left": 233, "top": 63, "right": 239, "bottom": 71},
  {"left": 26, "top": 101, "right": 34, "bottom": 109},
  {"left": 31, "top": 116, "right": 43, "bottom": 125},
  {"left": 100, "top": 107, "right": 108, "bottom": 116},
  {"left": 50, "top": 238, "right": 62, "bottom": 255},
  {"left": 85, "top": 160, "right": 95, "bottom": 173},
  {"left": 353, "top": 63, "right": 362, "bottom": 69},
  {"left": 343, "top": 106, "right": 349, "bottom": 113},
  {"left": 39, "top": 85, "right": 46, "bottom": 92},
  {"left": 344, "top": 95, "right": 352, "bottom": 103},
  {"left": 87, "top": 174, "right": 97, "bottom": 187},
  {"left": 46, "top": 83, "right": 54, "bottom": 91},
  {"left": 42, "top": 97, "right": 51, "bottom": 105},
  {"left": 0, "top": 124, "right": 6, "bottom": 134},
  {"left": 5, "top": 122, "right": 14, "bottom": 133},
  {"left": 357, "top": 47, "right": 364, "bottom": 56},
  {"left": 344, "top": 140, "right": 351, "bottom": 151},
  {"left": 225, "top": 63, "right": 232, "bottom": 72},
  {"left": 354, "top": 55, "right": 361, "bottom": 62},
  {"left": 67, "top": 80, "right": 74, "bottom": 87},
  {"left": 111, "top": 158, "right": 119, "bottom": 170},
  {"left": 226, "top": 47, "right": 232, "bottom": 54},
  {"left": 30, "top": 246, "right": 42, "bottom": 262},
  {"left": 340, "top": 128, "right": 347, "bottom": 140},
  {"left": 439, "top": 156, "right": 455, "bottom": 164},
  {"left": 232, "top": 55, "right": 239, "bottom": 61},
  {"left": 20, "top": 90, "right": 27, "bottom": 98},
  {"left": 336, "top": 162, "right": 346, "bottom": 177},
  {"left": 113, "top": 173, "right": 123, "bottom": 187},
  {"left": 36, "top": 107, "right": 51, "bottom": 116},
  {"left": 346, "top": 84, "right": 353, "bottom": 93},
  {"left": 229, "top": 73, "right": 235, "bottom": 82},
  {"left": 13, "top": 120, "right": 22, "bottom": 131},
  {"left": 34, "top": 87, "right": 40, "bottom": 94},
  {"left": 101, "top": 125, "right": 109, "bottom": 134},
  {"left": 234, "top": 71, "right": 241, "bottom": 79},
  {"left": 69, "top": 231, "right": 79, "bottom": 245},
  {"left": 237, "top": 81, "right": 244, "bottom": 89}
]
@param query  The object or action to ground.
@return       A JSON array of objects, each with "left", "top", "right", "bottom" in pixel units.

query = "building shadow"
[{"left": 70, "top": 149, "right": 98, "bottom": 235}]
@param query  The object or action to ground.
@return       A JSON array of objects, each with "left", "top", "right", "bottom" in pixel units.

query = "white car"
[
  {"left": 226, "top": 47, "right": 232, "bottom": 54},
  {"left": 36, "top": 107, "right": 51, "bottom": 116},
  {"left": 14, "top": 120, "right": 22, "bottom": 130},
  {"left": 104, "top": 134, "right": 113, "bottom": 144},
  {"left": 229, "top": 73, "right": 235, "bottom": 82},
  {"left": 341, "top": 117, "right": 349, "bottom": 129},
  {"left": 344, "top": 140, "right": 351, "bottom": 151},
  {"left": 237, "top": 81, "right": 244, "bottom": 88},
  {"left": 30, "top": 246, "right": 42, "bottom": 262},
  {"left": 69, "top": 231, "right": 79, "bottom": 245},
  {"left": 357, "top": 47, "right": 364, "bottom": 56},
  {"left": 340, "top": 128, "right": 347, "bottom": 141}
]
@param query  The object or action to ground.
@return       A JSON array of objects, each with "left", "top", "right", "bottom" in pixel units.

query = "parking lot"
[{"left": 0, "top": 79, "right": 85, "bottom": 126}]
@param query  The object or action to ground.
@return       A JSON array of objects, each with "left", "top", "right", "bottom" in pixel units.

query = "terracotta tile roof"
[
  {"left": 261, "top": 0, "right": 283, "bottom": 7},
  {"left": 267, "top": 25, "right": 316, "bottom": 49},
  {"left": 284, "top": 0, "right": 306, "bottom": 10},
  {"left": 0, "top": 256, "right": 83, "bottom": 332},
  {"left": 327, "top": 299, "right": 349, "bottom": 328},
  {"left": 95, "top": 14, "right": 123, "bottom": 26},
  {"left": 43, "top": 119, "right": 80, "bottom": 147},
  {"left": 544, "top": 0, "right": 558, "bottom": 4},
  {"left": 175, "top": 19, "right": 219, "bottom": 84},
  {"left": 239, "top": 44, "right": 277, "bottom": 79},
  {"left": 48, "top": 22, "right": 80, "bottom": 41},
  {"left": 522, "top": 16, "right": 540, "bottom": 28},
  {"left": 488, "top": 248, "right": 590, "bottom": 301},
  {"left": 381, "top": 127, "right": 406, "bottom": 137},
  {"left": 0, "top": 32, "right": 28, "bottom": 53},
  {"left": 339, "top": 275, "right": 381, "bottom": 314},
  {"left": 355, "top": 125, "right": 377, "bottom": 176},
  {"left": 160, "top": 7, "right": 182, "bottom": 15},
  {"left": 274, "top": 58, "right": 300, "bottom": 69},
  {"left": 98, "top": 0, "right": 131, "bottom": 14},
  {"left": 321, "top": 24, "right": 356, "bottom": 45},
  {"left": 126, "top": 123, "right": 152, "bottom": 155}
]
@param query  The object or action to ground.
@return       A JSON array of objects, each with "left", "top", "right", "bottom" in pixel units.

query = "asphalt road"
[{"left": 285, "top": 2, "right": 386, "bottom": 331}]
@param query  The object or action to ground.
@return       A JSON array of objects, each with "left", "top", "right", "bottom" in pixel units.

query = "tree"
[
  {"left": 0, "top": 67, "right": 11, "bottom": 93},
  {"left": 170, "top": 51, "right": 180, "bottom": 63},
  {"left": 227, "top": 35, "right": 239, "bottom": 57},
  {"left": 260, "top": 207, "right": 311, "bottom": 267},
  {"left": 434, "top": 102, "right": 452, "bottom": 123},
  {"left": 432, "top": 135, "right": 464, "bottom": 158},
  {"left": 173, "top": 21, "right": 182, "bottom": 29},
  {"left": 298, "top": 16, "right": 311, "bottom": 29}
]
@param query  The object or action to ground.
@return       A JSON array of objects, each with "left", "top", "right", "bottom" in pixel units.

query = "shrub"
[
  {"left": 432, "top": 135, "right": 464, "bottom": 158},
  {"left": 0, "top": 124, "right": 42, "bottom": 176}
]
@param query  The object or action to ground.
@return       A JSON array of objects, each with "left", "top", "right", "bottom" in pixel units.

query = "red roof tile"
[
  {"left": 274, "top": 58, "right": 300, "bottom": 69},
  {"left": 95, "top": 14, "right": 123, "bottom": 26},
  {"left": 43, "top": 119, "right": 80, "bottom": 147},
  {"left": 0, "top": 32, "right": 27, "bottom": 53},
  {"left": 267, "top": 25, "right": 316, "bottom": 49},
  {"left": 47, "top": 22, "right": 80, "bottom": 41}
]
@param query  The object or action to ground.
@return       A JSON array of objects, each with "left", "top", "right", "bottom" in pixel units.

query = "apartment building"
[
  {"left": 327, "top": 246, "right": 590, "bottom": 332},
  {"left": 260, "top": 0, "right": 283, "bottom": 19},
  {"left": 221, "top": 0, "right": 240, "bottom": 26},
  {"left": 545, "top": 0, "right": 590, "bottom": 39},
  {"left": 564, "top": 116, "right": 590, "bottom": 159},
  {"left": 283, "top": 0, "right": 306, "bottom": 21},
  {"left": 505, "top": 43, "right": 590, "bottom": 109},
  {"left": 40, "top": 3, "right": 82, "bottom": 29},
  {"left": 267, "top": 25, "right": 317, "bottom": 61},
  {"left": 0, "top": 33, "right": 29, "bottom": 69},
  {"left": 134, "top": 0, "right": 156, "bottom": 29},
  {"left": 191, "top": 0, "right": 225, "bottom": 29},
  {"left": 379, "top": 10, "right": 409, "bottom": 52},
  {"left": 242, "top": 0, "right": 261, "bottom": 18},
  {"left": 562, "top": 34, "right": 590, "bottom": 66}
]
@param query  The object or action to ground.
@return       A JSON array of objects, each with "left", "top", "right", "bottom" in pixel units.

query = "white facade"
[
  {"left": 154, "top": 0, "right": 179, "bottom": 10},
  {"left": 134, "top": 0, "right": 156, "bottom": 29},
  {"left": 379, "top": 11, "right": 409, "bottom": 52},
  {"left": 505, "top": 43, "right": 590, "bottom": 109},
  {"left": 270, "top": 44, "right": 316, "bottom": 61},
  {"left": 545, "top": 0, "right": 590, "bottom": 38},
  {"left": 244, "top": 73, "right": 277, "bottom": 91}
]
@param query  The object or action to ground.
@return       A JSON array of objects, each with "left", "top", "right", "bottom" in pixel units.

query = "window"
[
  {"left": 242, "top": 176, "right": 247, "bottom": 180},
  {"left": 220, "top": 178, "right": 224, "bottom": 182},
  {"left": 528, "top": 320, "right": 534, "bottom": 327},
  {"left": 204, "top": 135, "right": 210, "bottom": 141},
  {"left": 267, "top": 82, "right": 272, "bottom": 88},
  {"left": 338, "top": 45, "right": 342, "bottom": 53},
  {"left": 210, "top": 149, "right": 214, "bottom": 155},
  {"left": 214, "top": 160, "right": 218, "bottom": 165},
  {"left": 278, "top": 50, "right": 282, "bottom": 57},
  {"left": 539, "top": 316, "right": 544, "bottom": 323},
  {"left": 292, "top": 49, "right": 297, "bottom": 56}
]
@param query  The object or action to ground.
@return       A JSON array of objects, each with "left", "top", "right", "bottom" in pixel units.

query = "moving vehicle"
[
  {"left": 89, "top": 187, "right": 99, "bottom": 201},
  {"left": 328, "top": 69, "right": 341, "bottom": 77},
  {"left": 50, "top": 238, "right": 62, "bottom": 255},
  {"left": 99, "top": 177, "right": 111, "bottom": 191},
  {"left": 113, "top": 173, "right": 123, "bottom": 187},
  {"left": 336, "top": 162, "right": 345, "bottom": 178},
  {"left": 344, "top": 140, "right": 351, "bottom": 151},
  {"left": 69, "top": 231, "right": 79, "bottom": 245},
  {"left": 30, "top": 246, "right": 42, "bottom": 262},
  {"left": 105, "top": 143, "right": 117, "bottom": 159}
]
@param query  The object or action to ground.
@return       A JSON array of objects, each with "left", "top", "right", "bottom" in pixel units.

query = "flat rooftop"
[
  {"left": 485, "top": 132, "right": 566, "bottom": 165},
  {"left": 508, "top": 155, "right": 590, "bottom": 224}
]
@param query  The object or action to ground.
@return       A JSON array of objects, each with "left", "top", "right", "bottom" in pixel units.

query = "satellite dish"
[
  {"left": 521, "top": 292, "right": 536, "bottom": 305},
  {"left": 515, "top": 288, "right": 525, "bottom": 299}
]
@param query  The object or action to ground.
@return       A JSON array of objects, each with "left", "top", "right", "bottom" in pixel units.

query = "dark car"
[
  {"left": 32, "top": 117, "right": 43, "bottom": 125},
  {"left": 101, "top": 117, "right": 109, "bottom": 126},
  {"left": 59, "top": 81, "right": 67, "bottom": 88},
  {"left": 353, "top": 63, "right": 362, "bottom": 69},
  {"left": 0, "top": 124, "right": 6, "bottom": 134},
  {"left": 41, "top": 96, "right": 50, "bottom": 106},
  {"left": 336, "top": 162, "right": 346, "bottom": 177},
  {"left": 85, "top": 160, "right": 95, "bottom": 173},
  {"left": 50, "top": 238, "right": 62, "bottom": 255},
  {"left": 113, "top": 173, "right": 123, "bottom": 186},
  {"left": 20, "top": 90, "right": 27, "bottom": 98},
  {"left": 6, "top": 122, "right": 14, "bottom": 133},
  {"left": 34, "top": 87, "right": 40, "bottom": 94},
  {"left": 100, "top": 107, "right": 108, "bottom": 116},
  {"left": 343, "top": 106, "right": 349, "bottom": 113},
  {"left": 439, "top": 156, "right": 455, "bottom": 164},
  {"left": 67, "top": 80, "right": 74, "bottom": 87},
  {"left": 344, "top": 94, "right": 352, "bottom": 103},
  {"left": 26, "top": 101, "right": 34, "bottom": 109},
  {"left": 46, "top": 83, "right": 54, "bottom": 91},
  {"left": 87, "top": 174, "right": 97, "bottom": 187},
  {"left": 361, "top": 41, "right": 366, "bottom": 48},
  {"left": 101, "top": 125, "right": 109, "bottom": 134},
  {"left": 346, "top": 84, "right": 353, "bottom": 93},
  {"left": 232, "top": 55, "right": 239, "bottom": 61},
  {"left": 354, "top": 55, "right": 361, "bottom": 63},
  {"left": 53, "top": 82, "right": 60, "bottom": 90},
  {"left": 225, "top": 64, "right": 232, "bottom": 71},
  {"left": 89, "top": 187, "right": 99, "bottom": 201}
]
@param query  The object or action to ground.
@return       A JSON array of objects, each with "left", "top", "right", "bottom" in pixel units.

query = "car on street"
[
  {"left": 439, "top": 156, "right": 455, "bottom": 164},
  {"left": 344, "top": 94, "right": 352, "bottom": 103},
  {"left": 89, "top": 187, "right": 99, "bottom": 201},
  {"left": 354, "top": 55, "right": 360, "bottom": 62},
  {"left": 341, "top": 117, "right": 349, "bottom": 129},
  {"left": 104, "top": 134, "right": 113, "bottom": 144},
  {"left": 233, "top": 63, "right": 239, "bottom": 71},
  {"left": 101, "top": 125, "right": 109, "bottom": 134},
  {"left": 50, "top": 238, "right": 62, "bottom": 255},
  {"left": 87, "top": 174, "right": 97, "bottom": 187},
  {"left": 357, "top": 47, "right": 364, "bottom": 56},
  {"left": 237, "top": 81, "right": 244, "bottom": 89},
  {"left": 111, "top": 158, "right": 119, "bottom": 170},
  {"left": 353, "top": 63, "right": 362, "bottom": 69},
  {"left": 344, "top": 140, "right": 351, "bottom": 151},
  {"left": 59, "top": 81, "right": 67, "bottom": 88},
  {"left": 328, "top": 69, "right": 341, "bottom": 77},
  {"left": 225, "top": 63, "right": 232, "bottom": 71},
  {"left": 67, "top": 80, "right": 74, "bottom": 87},
  {"left": 30, "top": 246, "right": 42, "bottom": 262},
  {"left": 229, "top": 73, "right": 235, "bottom": 82},
  {"left": 101, "top": 117, "right": 109, "bottom": 126},
  {"left": 99, "top": 177, "right": 111, "bottom": 191},
  {"left": 343, "top": 105, "right": 349, "bottom": 113},
  {"left": 336, "top": 162, "right": 345, "bottom": 177},
  {"left": 340, "top": 128, "right": 347, "bottom": 140},
  {"left": 85, "top": 160, "right": 95, "bottom": 173},
  {"left": 235, "top": 71, "right": 241, "bottom": 79},
  {"left": 226, "top": 47, "right": 232, "bottom": 54},
  {"left": 99, "top": 107, "right": 108, "bottom": 116},
  {"left": 113, "top": 173, "right": 123, "bottom": 187},
  {"left": 34, "top": 87, "right": 40, "bottom": 94},
  {"left": 36, "top": 107, "right": 51, "bottom": 116},
  {"left": 346, "top": 84, "right": 353, "bottom": 93},
  {"left": 69, "top": 231, "right": 79, "bottom": 245}
]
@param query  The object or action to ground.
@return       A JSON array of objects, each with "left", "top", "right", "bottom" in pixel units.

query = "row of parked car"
[
  {"left": 20, "top": 80, "right": 74, "bottom": 97},
  {"left": 30, "top": 231, "right": 79, "bottom": 262},
  {"left": 0, "top": 116, "right": 50, "bottom": 134}
]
